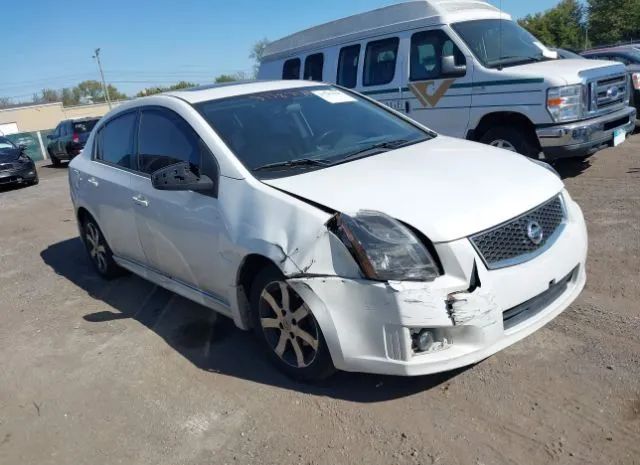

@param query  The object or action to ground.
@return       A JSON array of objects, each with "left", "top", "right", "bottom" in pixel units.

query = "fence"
[{"left": 5, "top": 130, "right": 53, "bottom": 161}]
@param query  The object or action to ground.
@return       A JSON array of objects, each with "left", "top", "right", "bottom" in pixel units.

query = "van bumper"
[{"left": 536, "top": 106, "right": 636, "bottom": 159}]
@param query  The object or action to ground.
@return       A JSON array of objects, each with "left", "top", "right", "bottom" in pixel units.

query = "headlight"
[
  {"left": 18, "top": 154, "right": 31, "bottom": 163},
  {"left": 528, "top": 158, "right": 560, "bottom": 179},
  {"left": 329, "top": 210, "right": 440, "bottom": 281},
  {"left": 632, "top": 73, "right": 640, "bottom": 90},
  {"left": 547, "top": 85, "right": 584, "bottom": 122}
]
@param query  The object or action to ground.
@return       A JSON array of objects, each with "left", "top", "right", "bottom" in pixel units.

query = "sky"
[{"left": 2, "top": 0, "right": 559, "bottom": 102}]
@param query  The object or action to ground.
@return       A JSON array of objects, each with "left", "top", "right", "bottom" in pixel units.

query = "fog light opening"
[{"left": 410, "top": 328, "right": 450, "bottom": 354}]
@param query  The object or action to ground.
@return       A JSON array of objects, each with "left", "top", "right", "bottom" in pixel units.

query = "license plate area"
[{"left": 613, "top": 128, "right": 626, "bottom": 146}]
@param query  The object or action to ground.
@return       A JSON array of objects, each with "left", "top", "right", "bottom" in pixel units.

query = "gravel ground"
[{"left": 0, "top": 137, "right": 638, "bottom": 465}]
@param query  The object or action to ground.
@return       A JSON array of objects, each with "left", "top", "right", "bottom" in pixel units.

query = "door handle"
[
  {"left": 132, "top": 194, "right": 149, "bottom": 207},
  {"left": 87, "top": 177, "right": 99, "bottom": 187}
]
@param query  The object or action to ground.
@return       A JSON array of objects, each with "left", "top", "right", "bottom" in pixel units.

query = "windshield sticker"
[
  {"left": 312, "top": 89, "right": 357, "bottom": 104},
  {"left": 409, "top": 79, "right": 456, "bottom": 107}
]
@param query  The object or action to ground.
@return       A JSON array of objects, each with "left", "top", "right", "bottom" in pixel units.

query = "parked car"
[
  {"left": 0, "top": 137, "right": 38, "bottom": 187},
  {"left": 69, "top": 81, "right": 588, "bottom": 380},
  {"left": 582, "top": 45, "right": 640, "bottom": 122},
  {"left": 258, "top": 0, "right": 636, "bottom": 159},
  {"left": 46, "top": 117, "right": 100, "bottom": 166}
]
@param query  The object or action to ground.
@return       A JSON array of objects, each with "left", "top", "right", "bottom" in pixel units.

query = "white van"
[{"left": 258, "top": 0, "right": 637, "bottom": 159}]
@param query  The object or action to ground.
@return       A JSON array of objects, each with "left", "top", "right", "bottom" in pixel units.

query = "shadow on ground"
[
  {"left": 41, "top": 237, "right": 462, "bottom": 402},
  {"left": 553, "top": 157, "right": 593, "bottom": 180}
]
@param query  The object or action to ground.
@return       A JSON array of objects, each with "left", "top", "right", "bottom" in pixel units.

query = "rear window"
[
  {"left": 73, "top": 119, "right": 99, "bottom": 133},
  {"left": 304, "top": 53, "right": 324, "bottom": 81},
  {"left": 337, "top": 45, "right": 361, "bottom": 88},
  {"left": 283, "top": 58, "right": 301, "bottom": 79},
  {"left": 96, "top": 112, "right": 136, "bottom": 169},
  {"left": 363, "top": 38, "right": 399, "bottom": 87}
]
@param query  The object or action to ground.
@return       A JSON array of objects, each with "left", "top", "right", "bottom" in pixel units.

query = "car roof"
[
  {"left": 262, "top": 0, "right": 507, "bottom": 60},
  {"left": 164, "top": 79, "right": 326, "bottom": 104},
  {"left": 583, "top": 45, "right": 637, "bottom": 55}
]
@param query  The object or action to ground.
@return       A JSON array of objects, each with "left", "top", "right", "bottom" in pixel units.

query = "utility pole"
[{"left": 92, "top": 48, "right": 112, "bottom": 109}]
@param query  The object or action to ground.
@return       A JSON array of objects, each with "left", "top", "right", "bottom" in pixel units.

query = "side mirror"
[
  {"left": 442, "top": 55, "right": 467, "bottom": 77},
  {"left": 151, "top": 161, "right": 214, "bottom": 192}
]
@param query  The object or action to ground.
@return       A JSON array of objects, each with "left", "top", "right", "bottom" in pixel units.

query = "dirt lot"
[{"left": 0, "top": 137, "right": 639, "bottom": 465}]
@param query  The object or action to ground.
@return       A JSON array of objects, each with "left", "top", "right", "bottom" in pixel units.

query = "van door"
[{"left": 402, "top": 28, "right": 472, "bottom": 137}]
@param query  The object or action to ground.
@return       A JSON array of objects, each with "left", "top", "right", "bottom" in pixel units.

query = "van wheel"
[
  {"left": 82, "top": 217, "right": 123, "bottom": 279},
  {"left": 250, "top": 267, "right": 335, "bottom": 382},
  {"left": 480, "top": 126, "right": 540, "bottom": 158}
]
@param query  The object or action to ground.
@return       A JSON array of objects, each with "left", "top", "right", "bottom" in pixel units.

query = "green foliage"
[
  {"left": 250, "top": 38, "right": 270, "bottom": 76},
  {"left": 135, "top": 81, "right": 198, "bottom": 97},
  {"left": 587, "top": 0, "right": 640, "bottom": 45},
  {"left": 518, "top": 0, "right": 585, "bottom": 49},
  {"left": 32, "top": 88, "right": 61, "bottom": 104}
]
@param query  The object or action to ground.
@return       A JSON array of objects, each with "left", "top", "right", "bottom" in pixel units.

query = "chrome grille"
[
  {"left": 589, "top": 74, "right": 628, "bottom": 113},
  {"left": 470, "top": 196, "right": 566, "bottom": 269}
]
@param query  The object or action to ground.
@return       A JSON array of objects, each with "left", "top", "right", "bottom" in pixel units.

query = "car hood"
[
  {"left": 262, "top": 137, "right": 564, "bottom": 242},
  {"left": 0, "top": 150, "right": 19, "bottom": 163},
  {"left": 507, "top": 59, "right": 626, "bottom": 86}
]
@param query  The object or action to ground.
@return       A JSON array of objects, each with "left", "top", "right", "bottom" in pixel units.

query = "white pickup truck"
[{"left": 258, "top": 0, "right": 636, "bottom": 159}]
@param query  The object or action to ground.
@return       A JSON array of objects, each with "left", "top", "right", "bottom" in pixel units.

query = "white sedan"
[{"left": 68, "top": 80, "right": 587, "bottom": 380}]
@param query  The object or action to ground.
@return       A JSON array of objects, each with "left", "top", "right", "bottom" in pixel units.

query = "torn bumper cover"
[{"left": 287, "top": 198, "right": 587, "bottom": 377}]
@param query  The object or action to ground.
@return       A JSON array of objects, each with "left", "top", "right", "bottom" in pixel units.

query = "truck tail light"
[
  {"left": 632, "top": 73, "right": 640, "bottom": 90},
  {"left": 72, "top": 133, "right": 79, "bottom": 143}
]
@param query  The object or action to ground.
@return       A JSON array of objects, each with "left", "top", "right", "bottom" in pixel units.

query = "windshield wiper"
[
  {"left": 490, "top": 55, "right": 545, "bottom": 69},
  {"left": 253, "top": 158, "right": 331, "bottom": 172},
  {"left": 334, "top": 138, "right": 422, "bottom": 164}
]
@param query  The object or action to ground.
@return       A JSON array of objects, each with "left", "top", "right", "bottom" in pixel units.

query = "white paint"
[
  {"left": 0, "top": 122, "right": 19, "bottom": 136},
  {"left": 311, "top": 89, "right": 357, "bottom": 104}
]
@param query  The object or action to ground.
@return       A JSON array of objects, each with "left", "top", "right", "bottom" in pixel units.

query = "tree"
[
  {"left": 250, "top": 38, "right": 270, "bottom": 76},
  {"left": 32, "top": 88, "right": 61, "bottom": 104},
  {"left": 587, "top": 0, "right": 640, "bottom": 45},
  {"left": 0, "top": 97, "right": 12, "bottom": 109},
  {"left": 72, "top": 80, "right": 126, "bottom": 104},
  {"left": 135, "top": 81, "right": 198, "bottom": 97},
  {"left": 519, "top": 0, "right": 585, "bottom": 49}
]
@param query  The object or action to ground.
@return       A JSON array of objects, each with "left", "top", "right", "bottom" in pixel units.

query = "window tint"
[
  {"left": 363, "top": 38, "right": 399, "bottom": 86},
  {"left": 97, "top": 112, "right": 136, "bottom": 168},
  {"left": 410, "top": 30, "right": 466, "bottom": 81},
  {"left": 283, "top": 58, "right": 301, "bottom": 79},
  {"left": 304, "top": 53, "right": 324, "bottom": 81},
  {"left": 137, "top": 108, "right": 201, "bottom": 175},
  {"left": 73, "top": 119, "right": 99, "bottom": 133},
  {"left": 337, "top": 45, "right": 360, "bottom": 88}
]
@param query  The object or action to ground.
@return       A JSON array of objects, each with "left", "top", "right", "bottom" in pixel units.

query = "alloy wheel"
[
  {"left": 85, "top": 222, "right": 108, "bottom": 274},
  {"left": 490, "top": 139, "right": 517, "bottom": 152},
  {"left": 258, "top": 281, "right": 320, "bottom": 368}
]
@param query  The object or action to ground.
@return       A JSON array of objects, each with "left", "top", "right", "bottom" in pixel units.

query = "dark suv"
[
  {"left": 46, "top": 117, "right": 100, "bottom": 166},
  {"left": 582, "top": 46, "right": 640, "bottom": 121}
]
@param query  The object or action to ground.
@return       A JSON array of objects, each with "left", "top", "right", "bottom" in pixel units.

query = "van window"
[
  {"left": 304, "top": 53, "right": 324, "bottom": 81},
  {"left": 337, "top": 45, "right": 360, "bottom": 88},
  {"left": 410, "top": 30, "right": 466, "bottom": 81},
  {"left": 283, "top": 58, "right": 301, "bottom": 79},
  {"left": 363, "top": 38, "right": 399, "bottom": 87}
]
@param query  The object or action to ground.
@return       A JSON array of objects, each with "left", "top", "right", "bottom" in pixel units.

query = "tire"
[
  {"left": 29, "top": 175, "right": 39, "bottom": 186},
  {"left": 81, "top": 216, "right": 124, "bottom": 280},
  {"left": 479, "top": 125, "right": 540, "bottom": 158},
  {"left": 250, "top": 267, "right": 336, "bottom": 382},
  {"left": 50, "top": 153, "right": 62, "bottom": 167}
]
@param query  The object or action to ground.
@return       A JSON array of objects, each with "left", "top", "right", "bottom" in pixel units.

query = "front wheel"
[
  {"left": 250, "top": 267, "right": 335, "bottom": 382},
  {"left": 480, "top": 126, "right": 540, "bottom": 158}
]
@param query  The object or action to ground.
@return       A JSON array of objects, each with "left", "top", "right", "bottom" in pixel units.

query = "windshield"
[
  {"left": 0, "top": 137, "right": 16, "bottom": 152},
  {"left": 453, "top": 19, "right": 555, "bottom": 69},
  {"left": 622, "top": 50, "right": 640, "bottom": 63},
  {"left": 196, "top": 86, "right": 432, "bottom": 178},
  {"left": 73, "top": 119, "right": 99, "bottom": 133}
]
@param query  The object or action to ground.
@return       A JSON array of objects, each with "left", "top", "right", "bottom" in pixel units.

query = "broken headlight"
[{"left": 329, "top": 210, "right": 440, "bottom": 281}]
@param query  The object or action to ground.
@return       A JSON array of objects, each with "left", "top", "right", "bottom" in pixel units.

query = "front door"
[
  {"left": 402, "top": 28, "right": 473, "bottom": 138},
  {"left": 130, "top": 107, "right": 228, "bottom": 303}
]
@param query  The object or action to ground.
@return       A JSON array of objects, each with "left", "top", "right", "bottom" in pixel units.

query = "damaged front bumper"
[{"left": 288, "top": 194, "right": 588, "bottom": 377}]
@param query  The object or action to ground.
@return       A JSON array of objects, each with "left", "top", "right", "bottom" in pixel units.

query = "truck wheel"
[
  {"left": 250, "top": 267, "right": 336, "bottom": 382},
  {"left": 480, "top": 126, "right": 540, "bottom": 158},
  {"left": 50, "top": 153, "right": 62, "bottom": 167}
]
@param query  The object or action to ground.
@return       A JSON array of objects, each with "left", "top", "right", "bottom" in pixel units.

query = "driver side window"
[
  {"left": 410, "top": 30, "right": 466, "bottom": 81},
  {"left": 137, "top": 108, "right": 201, "bottom": 175}
]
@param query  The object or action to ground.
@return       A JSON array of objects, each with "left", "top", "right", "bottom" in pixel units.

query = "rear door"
[
  {"left": 129, "top": 106, "right": 227, "bottom": 301},
  {"left": 403, "top": 28, "right": 472, "bottom": 137},
  {"left": 80, "top": 110, "right": 147, "bottom": 264}
]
